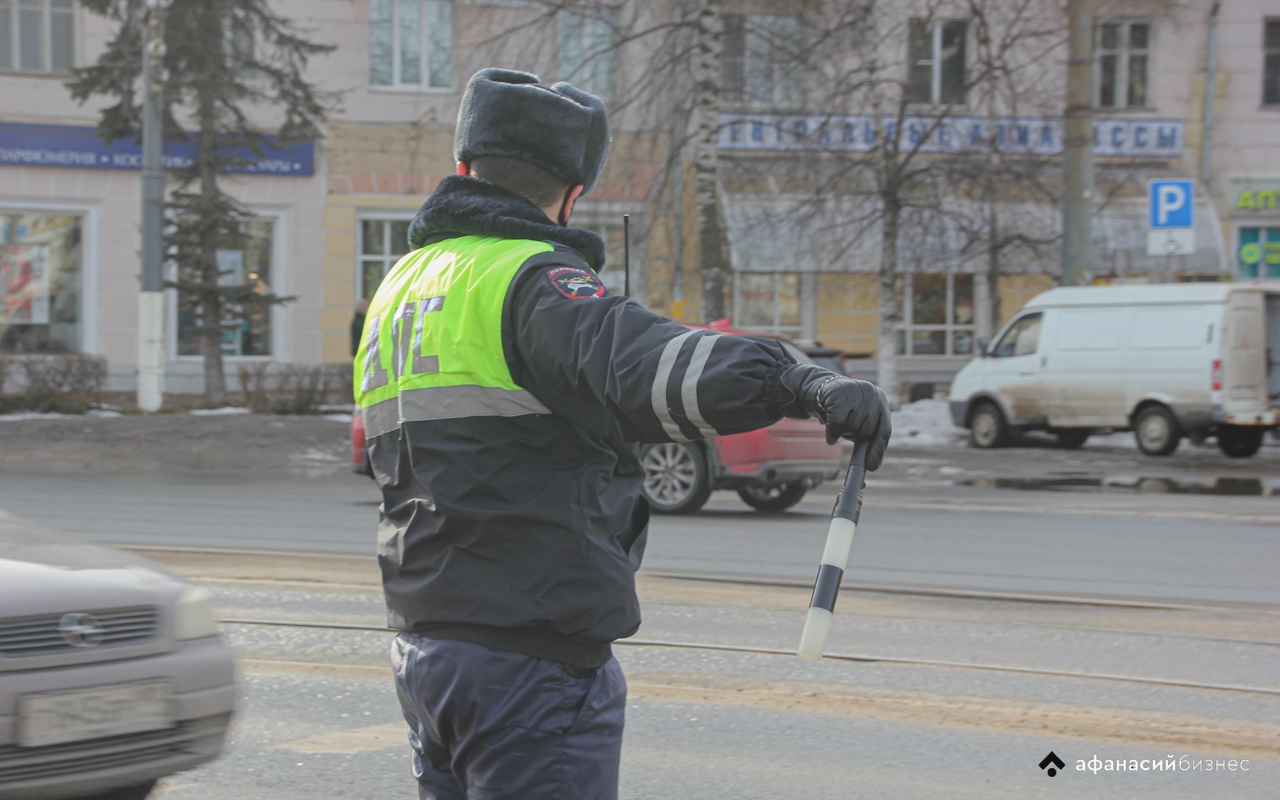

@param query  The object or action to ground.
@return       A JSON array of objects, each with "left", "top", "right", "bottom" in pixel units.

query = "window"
[
  {"left": 359, "top": 218, "right": 413, "bottom": 300},
  {"left": 1095, "top": 21, "right": 1150, "bottom": 109},
  {"left": 1237, "top": 226, "right": 1280, "bottom": 279},
  {"left": 559, "top": 8, "right": 618, "bottom": 102},
  {"left": 733, "top": 272, "right": 800, "bottom": 335},
  {"left": 1265, "top": 20, "right": 1280, "bottom": 106},
  {"left": 723, "top": 14, "right": 802, "bottom": 108},
  {"left": 991, "top": 312, "right": 1041, "bottom": 358},
  {"left": 0, "top": 0, "right": 74, "bottom": 73},
  {"left": 895, "top": 273, "right": 974, "bottom": 356},
  {"left": 177, "top": 220, "right": 275, "bottom": 357},
  {"left": 905, "top": 19, "right": 967, "bottom": 105},
  {"left": 370, "top": 0, "right": 453, "bottom": 89},
  {"left": 582, "top": 217, "right": 628, "bottom": 294},
  {"left": 0, "top": 212, "right": 81, "bottom": 353}
]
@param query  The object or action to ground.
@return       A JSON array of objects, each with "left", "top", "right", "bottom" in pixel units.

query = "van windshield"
[{"left": 992, "top": 313, "right": 1042, "bottom": 358}]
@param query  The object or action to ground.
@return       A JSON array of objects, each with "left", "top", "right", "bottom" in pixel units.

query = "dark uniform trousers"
[{"left": 392, "top": 634, "right": 627, "bottom": 800}]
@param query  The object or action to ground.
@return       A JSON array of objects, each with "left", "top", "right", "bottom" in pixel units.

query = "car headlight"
[{"left": 173, "top": 585, "right": 220, "bottom": 641}]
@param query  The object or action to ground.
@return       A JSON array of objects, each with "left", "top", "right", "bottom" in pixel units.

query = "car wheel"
[
  {"left": 1054, "top": 429, "right": 1090, "bottom": 449},
  {"left": 640, "top": 442, "right": 712, "bottom": 514},
  {"left": 968, "top": 402, "right": 1008, "bottom": 449},
  {"left": 83, "top": 780, "right": 158, "bottom": 800},
  {"left": 737, "top": 482, "right": 808, "bottom": 512},
  {"left": 1217, "top": 426, "right": 1264, "bottom": 458},
  {"left": 1134, "top": 405, "right": 1180, "bottom": 456}
]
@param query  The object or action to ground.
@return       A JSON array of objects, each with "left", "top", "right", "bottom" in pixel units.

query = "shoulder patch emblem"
[{"left": 545, "top": 266, "right": 606, "bottom": 299}]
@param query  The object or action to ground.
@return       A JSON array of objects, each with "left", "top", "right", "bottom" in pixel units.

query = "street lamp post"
[
  {"left": 1061, "top": 0, "right": 1094, "bottom": 287},
  {"left": 137, "top": 0, "right": 168, "bottom": 411}
]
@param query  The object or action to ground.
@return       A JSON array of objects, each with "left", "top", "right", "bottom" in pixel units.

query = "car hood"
[{"left": 0, "top": 509, "right": 183, "bottom": 619}]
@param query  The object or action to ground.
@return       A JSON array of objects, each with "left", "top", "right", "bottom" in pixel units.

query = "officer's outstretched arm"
[{"left": 506, "top": 262, "right": 795, "bottom": 444}]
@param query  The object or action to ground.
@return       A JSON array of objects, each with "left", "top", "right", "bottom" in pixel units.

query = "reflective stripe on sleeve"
[
  {"left": 650, "top": 330, "right": 697, "bottom": 441},
  {"left": 362, "top": 386, "right": 552, "bottom": 439},
  {"left": 680, "top": 333, "right": 720, "bottom": 438}
]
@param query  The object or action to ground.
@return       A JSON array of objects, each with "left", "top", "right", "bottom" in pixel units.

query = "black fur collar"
[{"left": 407, "top": 175, "right": 606, "bottom": 270}]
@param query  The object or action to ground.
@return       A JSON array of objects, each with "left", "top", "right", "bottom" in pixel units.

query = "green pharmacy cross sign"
[{"left": 1236, "top": 228, "right": 1280, "bottom": 279}]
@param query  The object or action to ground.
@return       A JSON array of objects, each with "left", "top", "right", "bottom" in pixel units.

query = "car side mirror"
[{"left": 977, "top": 337, "right": 989, "bottom": 358}]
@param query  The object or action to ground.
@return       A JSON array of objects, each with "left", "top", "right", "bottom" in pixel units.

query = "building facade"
[{"left": 0, "top": 0, "right": 1275, "bottom": 398}]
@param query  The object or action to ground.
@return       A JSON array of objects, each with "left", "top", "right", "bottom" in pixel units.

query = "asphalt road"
[
  {"left": 133, "top": 560, "right": 1279, "bottom": 800},
  {"left": 1, "top": 466, "right": 1276, "bottom": 607},
  {"left": 3, "top": 439, "right": 1278, "bottom": 799}
]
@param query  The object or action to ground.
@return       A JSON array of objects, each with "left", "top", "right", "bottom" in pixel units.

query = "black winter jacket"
[{"left": 369, "top": 176, "right": 797, "bottom": 668}]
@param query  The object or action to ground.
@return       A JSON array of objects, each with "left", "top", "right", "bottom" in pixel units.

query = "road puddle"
[{"left": 962, "top": 474, "right": 1280, "bottom": 496}]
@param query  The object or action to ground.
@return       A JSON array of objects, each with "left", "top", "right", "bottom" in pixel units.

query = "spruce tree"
[{"left": 68, "top": 0, "right": 332, "bottom": 405}]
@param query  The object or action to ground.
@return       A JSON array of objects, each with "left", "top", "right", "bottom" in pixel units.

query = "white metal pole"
[{"left": 137, "top": 0, "right": 167, "bottom": 411}]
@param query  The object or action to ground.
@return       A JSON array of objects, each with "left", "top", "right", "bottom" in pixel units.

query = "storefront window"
[
  {"left": 0, "top": 212, "right": 81, "bottom": 353},
  {"left": 733, "top": 272, "right": 800, "bottom": 334},
  {"left": 1237, "top": 226, "right": 1280, "bottom": 278},
  {"left": 895, "top": 272, "right": 975, "bottom": 356},
  {"left": 359, "top": 218, "right": 412, "bottom": 299},
  {"left": 177, "top": 219, "right": 275, "bottom": 357}
]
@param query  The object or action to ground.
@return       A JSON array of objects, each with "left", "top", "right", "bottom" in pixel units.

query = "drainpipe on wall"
[{"left": 1199, "top": 0, "right": 1221, "bottom": 188}]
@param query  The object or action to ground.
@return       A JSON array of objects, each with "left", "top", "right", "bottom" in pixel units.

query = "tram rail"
[
  {"left": 120, "top": 544, "right": 1280, "bottom": 618},
  {"left": 217, "top": 616, "right": 1280, "bottom": 697}
]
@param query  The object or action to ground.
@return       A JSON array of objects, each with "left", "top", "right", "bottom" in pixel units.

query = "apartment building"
[{"left": 0, "top": 0, "right": 1274, "bottom": 396}]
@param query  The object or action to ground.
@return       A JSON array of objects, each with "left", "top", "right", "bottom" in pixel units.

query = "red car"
[{"left": 351, "top": 321, "right": 843, "bottom": 513}]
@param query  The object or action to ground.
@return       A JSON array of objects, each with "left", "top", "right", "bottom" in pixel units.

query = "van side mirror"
[{"left": 977, "top": 337, "right": 989, "bottom": 358}]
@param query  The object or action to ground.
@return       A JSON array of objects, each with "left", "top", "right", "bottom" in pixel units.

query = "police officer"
[{"left": 355, "top": 68, "right": 891, "bottom": 800}]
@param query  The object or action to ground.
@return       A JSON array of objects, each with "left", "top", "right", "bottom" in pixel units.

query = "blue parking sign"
[{"left": 1149, "top": 180, "right": 1194, "bottom": 229}]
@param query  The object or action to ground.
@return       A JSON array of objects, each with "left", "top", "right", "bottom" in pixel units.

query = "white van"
[{"left": 948, "top": 282, "right": 1280, "bottom": 457}]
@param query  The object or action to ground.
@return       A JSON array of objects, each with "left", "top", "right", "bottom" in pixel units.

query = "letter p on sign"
[{"left": 1150, "top": 180, "right": 1194, "bottom": 229}]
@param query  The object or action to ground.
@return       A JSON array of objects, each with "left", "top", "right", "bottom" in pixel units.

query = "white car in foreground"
[{"left": 0, "top": 510, "right": 235, "bottom": 800}]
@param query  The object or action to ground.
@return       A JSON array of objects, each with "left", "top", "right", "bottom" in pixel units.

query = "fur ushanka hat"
[{"left": 454, "top": 68, "right": 611, "bottom": 195}]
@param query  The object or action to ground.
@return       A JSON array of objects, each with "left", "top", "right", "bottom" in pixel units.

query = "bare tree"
[
  {"left": 473, "top": 1, "right": 1072, "bottom": 401},
  {"left": 942, "top": 0, "right": 1064, "bottom": 335},
  {"left": 464, "top": 2, "right": 724, "bottom": 317},
  {"left": 715, "top": 0, "right": 1064, "bottom": 400},
  {"left": 690, "top": 0, "right": 729, "bottom": 321}
]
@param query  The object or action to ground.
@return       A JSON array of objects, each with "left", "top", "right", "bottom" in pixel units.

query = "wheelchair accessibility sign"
[{"left": 1147, "top": 179, "right": 1196, "bottom": 256}]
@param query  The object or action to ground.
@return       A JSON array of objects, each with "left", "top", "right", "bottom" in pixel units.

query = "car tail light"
[{"left": 1211, "top": 359, "right": 1222, "bottom": 391}]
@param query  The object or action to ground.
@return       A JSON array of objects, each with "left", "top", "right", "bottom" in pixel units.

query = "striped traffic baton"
[{"left": 797, "top": 440, "right": 869, "bottom": 660}]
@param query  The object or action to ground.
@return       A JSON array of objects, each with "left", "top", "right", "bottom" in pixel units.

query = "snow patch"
[
  {"left": 0, "top": 412, "right": 76, "bottom": 422},
  {"left": 188, "top": 407, "right": 251, "bottom": 416},
  {"left": 892, "top": 398, "right": 966, "bottom": 446},
  {"left": 289, "top": 448, "right": 342, "bottom": 463},
  {"left": 0, "top": 409, "right": 121, "bottom": 421},
  {"left": 1083, "top": 430, "right": 1139, "bottom": 449}
]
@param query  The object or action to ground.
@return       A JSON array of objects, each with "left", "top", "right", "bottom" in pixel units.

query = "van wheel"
[
  {"left": 1217, "top": 426, "right": 1264, "bottom": 458},
  {"left": 1055, "top": 430, "right": 1090, "bottom": 449},
  {"left": 969, "top": 402, "right": 1008, "bottom": 449},
  {"left": 1134, "top": 405, "right": 1180, "bottom": 456},
  {"left": 737, "top": 482, "right": 808, "bottom": 512},
  {"left": 641, "top": 442, "right": 712, "bottom": 514}
]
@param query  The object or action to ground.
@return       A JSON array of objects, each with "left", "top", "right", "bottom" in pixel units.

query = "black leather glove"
[{"left": 777, "top": 363, "right": 892, "bottom": 470}]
